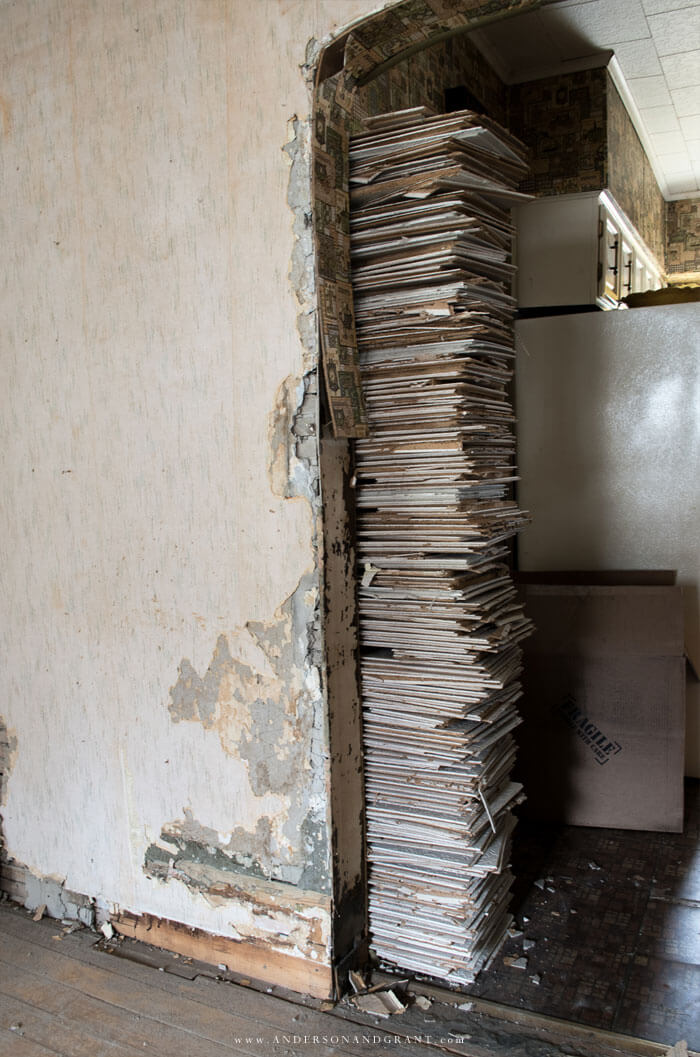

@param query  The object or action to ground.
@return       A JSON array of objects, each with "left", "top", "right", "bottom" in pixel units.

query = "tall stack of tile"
[{"left": 349, "top": 108, "right": 533, "bottom": 984}]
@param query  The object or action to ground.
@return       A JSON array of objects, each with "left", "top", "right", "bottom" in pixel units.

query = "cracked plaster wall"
[{"left": 0, "top": 0, "right": 391, "bottom": 964}]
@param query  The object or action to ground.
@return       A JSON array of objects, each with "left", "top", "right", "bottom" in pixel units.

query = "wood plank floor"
[{"left": 0, "top": 901, "right": 692, "bottom": 1057}]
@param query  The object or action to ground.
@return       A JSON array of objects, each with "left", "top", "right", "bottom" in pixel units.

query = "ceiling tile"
[
  {"left": 671, "top": 85, "right": 700, "bottom": 115},
  {"left": 612, "top": 37, "right": 664, "bottom": 77},
  {"left": 547, "top": 0, "right": 650, "bottom": 48},
  {"left": 627, "top": 74, "right": 674, "bottom": 106},
  {"left": 663, "top": 171, "right": 698, "bottom": 194},
  {"left": 470, "top": 0, "right": 700, "bottom": 200},
  {"left": 659, "top": 51, "right": 700, "bottom": 93},
  {"left": 680, "top": 113, "right": 700, "bottom": 136},
  {"left": 641, "top": 0, "right": 700, "bottom": 13},
  {"left": 647, "top": 9, "right": 700, "bottom": 55},
  {"left": 659, "top": 50, "right": 700, "bottom": 89},
  {"left": 640, "top": 104, "right": 681, "bottom": 132},
  {"left": 657, "top": 149, "right": 693, "bottom": 169},
  {"left": 544, "top": 12, "right": 620, "bottom": 59},
  {"left": 650, "top": 129, "right": 689, "bottom": 153}
]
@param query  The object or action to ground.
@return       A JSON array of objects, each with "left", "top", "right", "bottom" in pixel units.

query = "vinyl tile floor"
[{"left": 464, "top": 778, "right": 700, "bottom": 1049}]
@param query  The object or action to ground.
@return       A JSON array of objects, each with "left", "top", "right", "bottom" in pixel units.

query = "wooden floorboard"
[
  {"left": 0, "top": 962, "right": 259, "bottom": 1057},
  {"left": 0, "top": 935, "right": 295, "bottom": 1057},
  {"left": 0, "top": 1028, "right": 62, "bottom": 1056},
  {"left": 0, "top": 909, "right": 441, "bottom": 1057},
  {"left": 0, "top": 909, "right": 437, "bottom": 1057},
  {"left": 0, "top": 902, "right": 692, "bottom": 1057},
  {"left": 0, "top": 992, "right": 149, "bottom": 1057}
]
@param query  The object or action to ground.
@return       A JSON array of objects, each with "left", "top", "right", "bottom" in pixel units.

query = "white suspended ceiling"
[{"left": 469, "top": 0, "right": 700, "bottom": 199}]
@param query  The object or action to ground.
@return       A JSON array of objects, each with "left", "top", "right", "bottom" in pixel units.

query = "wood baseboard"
[{"left": 113, "top": 910, "right": 334, "bottom": 1001}]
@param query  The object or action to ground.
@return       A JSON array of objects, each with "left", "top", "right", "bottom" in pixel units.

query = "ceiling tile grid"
[
  {"left": 555, "top": 0, "right": 700, "bottom": 195},
  {"left": 471, "top": 0, "right": 700, "bottom": 197}
]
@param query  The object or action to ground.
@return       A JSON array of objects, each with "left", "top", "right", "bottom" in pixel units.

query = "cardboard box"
[{"left": 516, "top": 582, "right": 685, "bottom": 832}]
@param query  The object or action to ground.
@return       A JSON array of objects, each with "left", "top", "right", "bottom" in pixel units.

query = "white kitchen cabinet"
[{"left": 514, "top": 190, "right": 663, "bottom": 310}]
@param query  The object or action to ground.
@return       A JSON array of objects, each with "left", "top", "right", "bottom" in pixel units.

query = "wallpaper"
[
  {"left": 606, "top": 75, "right": 666, "bottom": 267},
  {"left": 508, "top": 68, "right": 608, "bottom": 197},
  {"left": 666, "top": 199, "right": 700, "bottom": 277}
]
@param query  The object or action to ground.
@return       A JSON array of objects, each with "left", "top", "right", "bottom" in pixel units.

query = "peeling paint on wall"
[
  {"left": 141, "top": 818, "right": 332, "bottom": 964},
  {"left": 0, "top": 859, "right": 95, "bottom": 926},
  {"left": 284, "top": 112, "right": 317, "bottom": 370},
  {"left": 168, "top": 582, "right": 314, "bottom": 794},
  {"left": 141, "top": 849, "right": 329, "bottom": 956},
  {"left": 162, "top": 188, "right": 330, "bottom": 901},
  {"left": 282, "top": 105, "right": 324, "bottom": 509},
  {"left": 0, "top": 0, "right": 385, "bottom": 987},
  {"left": 269, "top": 376, "right": 301, "bottom": 499},
  {"left": 166, "top": 572, "right": 330, "bottom": 893},
  {"left": 0, "top": 717, "right": 17, "bottom": 860},
  {"left": 145, "top": 811, "right": 276, "bottom": 884},
  {"left": 0, "top": 718, "right": 17, "bottom": 807},
  {"left": 269, "top": 372, "right": 320, "bottom": 503}
]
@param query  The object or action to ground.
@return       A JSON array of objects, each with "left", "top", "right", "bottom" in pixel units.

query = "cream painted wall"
[{"left": 0, "top": 0, "right": 388, "bottom": 963}]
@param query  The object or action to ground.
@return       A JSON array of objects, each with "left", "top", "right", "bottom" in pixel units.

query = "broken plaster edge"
[
  {"left": 0, "top": 859, "right": 96, "bottom": 927},
  {"left": 1, "top": 857, "right": 333, "bottom": 967},
  {"left": 302, "top": 0, "right": 406, "bottom": 75},
  {"left": 278, "top": 56, "right": 339, "bottom": 909}
]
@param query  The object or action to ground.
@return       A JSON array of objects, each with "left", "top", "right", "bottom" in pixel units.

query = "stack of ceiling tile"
[{"left": 349, "top": 107, "right": 533, "bottom": 984}]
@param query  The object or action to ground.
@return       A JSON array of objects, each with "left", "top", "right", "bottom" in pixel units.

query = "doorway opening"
[{"left": 316, "top": 1, "right": 700, "bottom": 1049}]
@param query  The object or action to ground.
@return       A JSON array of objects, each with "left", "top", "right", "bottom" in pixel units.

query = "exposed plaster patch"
[
  {"left": 145, "top": 813, "right": 280, "bottom": 885},
  {"left": 0, "top": 859, "right": 94, "bottom": 927},
  {"left": 284, "top": 114, "right": 316, "bottom": 370},
  {"left": 0, "top": 718, "right": 18, "bottom": 857},
  {"left": 140, "top": 851, "right": 330, "bottom": 961},
  {"left": 268, "top": 372, "right": 321, "bottom": 505},
  {"left": 166, "top": 572, "right": 330, "bottom": 893},
  {"left": 169, "top": 634, "right": 247, "bottom": 732},
  {"left": 0, "top": 718, "right": 18, "bottom": 807},
  {"left": 298, "top": 812, "right": 332, "bottom": 892},
  {"left": 168, "top": 584, "right": 314, "bottom": 798},
  {"left": 153, "top": 77, "right": 331, "bottom": 913},
  {"left": 269, "top": 376, "right": 300, "bottom": 499},
  {"left": 21, "top": 870, "right": 95, "bottom": 925}
]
